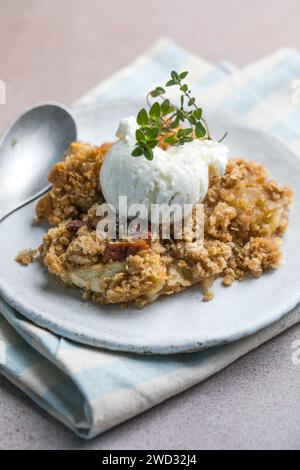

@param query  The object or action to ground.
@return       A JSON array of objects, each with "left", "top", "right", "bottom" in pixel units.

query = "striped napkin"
[{"left": 1, "top": 38, "right": 300, "bottom": 439}]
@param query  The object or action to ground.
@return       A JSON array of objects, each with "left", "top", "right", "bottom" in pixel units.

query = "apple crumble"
[{"left": 33, "top": 140, "right": 292, "bottom": 307}]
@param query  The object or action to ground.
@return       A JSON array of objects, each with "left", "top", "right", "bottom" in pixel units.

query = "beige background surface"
[{"left": 0, "top": 0, "right": 300, "bottom": 450}]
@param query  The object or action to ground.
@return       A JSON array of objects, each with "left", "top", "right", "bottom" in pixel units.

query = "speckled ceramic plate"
[{"left": 0, "top": 101, "right": 299, "bottom": 354}]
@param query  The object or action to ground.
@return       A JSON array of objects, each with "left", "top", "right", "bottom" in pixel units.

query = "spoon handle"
[{"left": 0, "top": 185, "right": 51, "bottom": 223}]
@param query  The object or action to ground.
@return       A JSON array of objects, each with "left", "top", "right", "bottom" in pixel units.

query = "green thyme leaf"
[
  {"left": 136, "top": 109, "right": 148, "bottom": 126},
  {"left": 193, "top": 108, "right": 202, "bottom": 120},
  {"left": 149, "top": 102, "right": 161, "bottom": 118},
  {"left": 144, "top": 148, "right": 153, "bottom": 160},
  {"left": 170, "top": 117, "right": 180, "bottom": 128},
  {"left": 188, "top": 115, "right": 197, "bottom": 125},
  {"left": 166, "top": 79, "right": 176, "bottom": 87},
  {"left": 132, "top": 147, "right": 143, "bottom": 157},
  {"left": 179, "top": 71, "right": 188, "bottom": 79},
  {"left": 146, "top": 127, "right": 160, "bottom": 139},
  {"left": 177, "top": 109, "right": 186, "bottom": 122},
  {"left": 135, "top": 129, "right": 145, "bottom": 142},
  {"left": 150, "top": 86, "right": 165, "bottom": 97},
  {"left": 161, "top": 99, "right": 171, "bottom": 115},
  {"left": 195, "top": 122, "right": 206, "bottom": 138},
  {"left": 164, "top": 136, "right": 176, "bottom": 144},
  {"left": 147, "top": 140, "right": 158, "bottom": 148}
]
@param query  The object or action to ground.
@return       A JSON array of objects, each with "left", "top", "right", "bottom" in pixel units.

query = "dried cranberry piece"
[
  {"left": 66, "top": 219, "right": 87, "bottom": 233},
  {"left": 103, "top": 239, "right": 150, "bottom": 263}
]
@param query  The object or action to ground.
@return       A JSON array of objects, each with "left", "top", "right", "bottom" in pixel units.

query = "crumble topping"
[
  {"left": 15, "top": 249, "right": 38, "bottom": 266},
  {"left": 35, "top": 141, "right": 112, "bottom": 225},
  {"left": 33, "top": 146, "right": 292, "bottom": 307}
]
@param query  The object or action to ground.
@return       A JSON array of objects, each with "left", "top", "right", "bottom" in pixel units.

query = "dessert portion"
[
  {"left": 37, "top": 151, "right": 292, "bottom": 307},
  {"left": 19, "top": 70, "right": 293, "bottom": 307}
]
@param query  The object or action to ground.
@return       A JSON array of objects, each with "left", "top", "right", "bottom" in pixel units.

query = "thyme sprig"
[{"left": 132, "top": 70, "right": 222, "bottom": 160}]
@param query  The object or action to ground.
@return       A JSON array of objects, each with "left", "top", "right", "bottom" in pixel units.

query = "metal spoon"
[{"left": 0, "top": 102, "right": 77, "bottom": 221}]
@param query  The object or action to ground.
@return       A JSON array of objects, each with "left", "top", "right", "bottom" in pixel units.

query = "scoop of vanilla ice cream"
[{"left": 100, "top": 117, "right": 229, "bottom": 214}]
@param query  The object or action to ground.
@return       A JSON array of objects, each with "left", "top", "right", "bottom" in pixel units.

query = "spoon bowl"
[{"left": 0, "top": 103, "right": 77, "bottom": 221}]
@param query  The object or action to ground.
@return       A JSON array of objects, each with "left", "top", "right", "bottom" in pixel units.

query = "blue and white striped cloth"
[{"left": 1, "top": 38, "right": 300, "bottom": 439}]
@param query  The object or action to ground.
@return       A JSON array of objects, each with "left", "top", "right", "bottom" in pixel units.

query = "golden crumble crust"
[
  {"left": 37, "top": 154, "right": 292, "bottom": 306},
  {"left": 35, "top": 141, "right": 112, "bottom": 225},
  {"left": 15, "top": 249, "right": 38, "bottom": 266}
]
